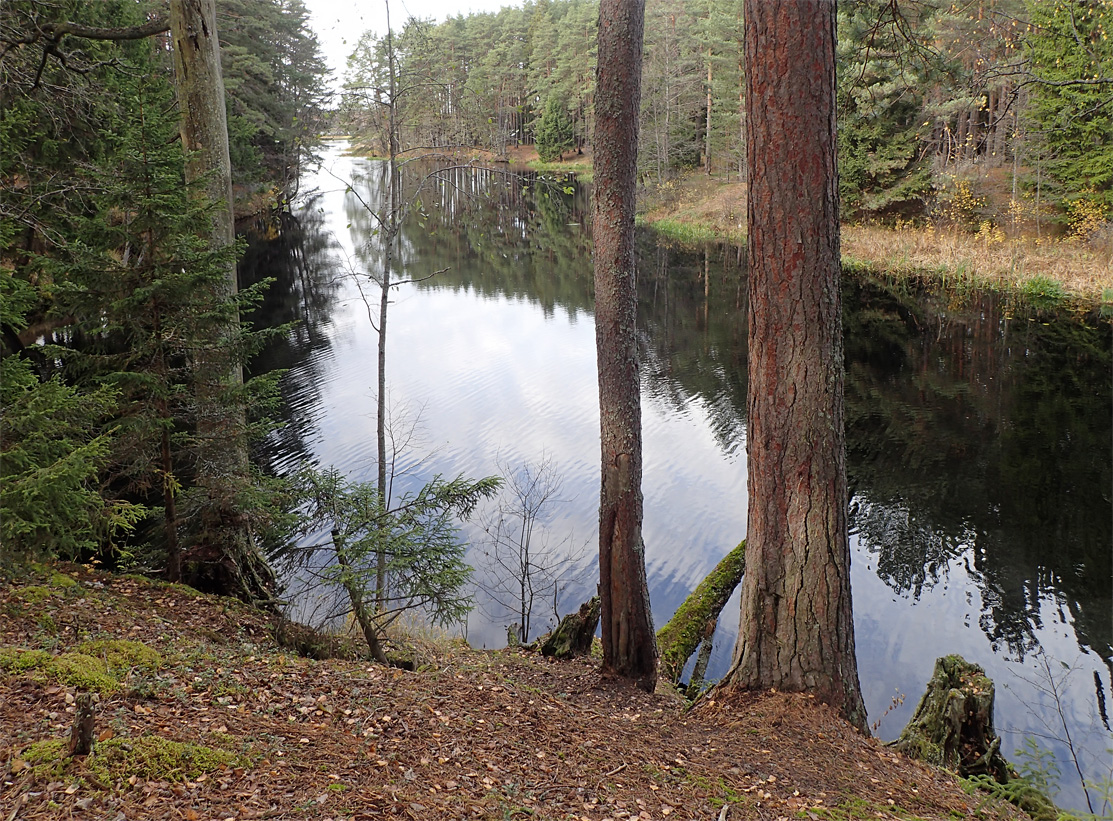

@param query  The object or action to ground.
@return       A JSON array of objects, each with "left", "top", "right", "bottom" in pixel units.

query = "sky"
[{"left": 303, "top": 0, "right": 518, "bottom": 90}]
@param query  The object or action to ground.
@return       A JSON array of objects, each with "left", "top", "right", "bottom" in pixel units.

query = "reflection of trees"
[
  {"left": 844, "top": 276, "right": 1112, "bottom": 665},
  {"left": 297, "top": 159, "right": 1111, "bottom": 670},
  {"left": 375, "top": 162, "right": 596, "bottom": 317},
  {"left": 242, "top": 202, "right": 345, "bottom": 472},
  {"left": 636, "top": 237, "right": 748, "bottom": 456}
]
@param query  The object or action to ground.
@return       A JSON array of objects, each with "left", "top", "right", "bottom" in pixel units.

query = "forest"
[
  {"left": 1, "top": 0, "right": 329, "bottom": 582},
  {"left": 1, "top": 0, "right": 1110, "bottom": 818},
  {"left": 2, "top": 0, "right": 1110, "bottom": 586},
  {"left": 341, "top": 0, "right": 1111, "bottom": 235}
]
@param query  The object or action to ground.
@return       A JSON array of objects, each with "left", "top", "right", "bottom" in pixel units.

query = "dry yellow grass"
[
  {"left": 842, "top": 223, "right": 1112, "bottom": 301},
  {"left": 639, "top": 174, "right": 1112, "bottom": 303}
]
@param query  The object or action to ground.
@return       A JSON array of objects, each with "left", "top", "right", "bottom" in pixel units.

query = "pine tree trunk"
[
  {"left": 720, "top": 0, "right": 866, "bottom": 731},
  {"left": 593, "top": 0, "right": 657, "bottom": 692},
  {"left": 170, "top": 0, "right": 275, "bottom": 607}
]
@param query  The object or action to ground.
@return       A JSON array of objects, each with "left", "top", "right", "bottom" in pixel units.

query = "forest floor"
[
  {"left": 0, "top": 564, "right": 1034, "bottom": 821},
  {"left": 494, "top": 145, "right": 1112, "bottom": 302}
]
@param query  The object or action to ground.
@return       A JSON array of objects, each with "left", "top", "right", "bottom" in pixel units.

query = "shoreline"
[{"left": 326, "top": 141, "right": 1112, "bottom": 305}]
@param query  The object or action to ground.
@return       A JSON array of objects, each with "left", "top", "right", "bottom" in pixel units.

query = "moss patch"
[
  {"left": 14, "top": 585, "right": 55, "bottom": 605},
  {"left": 1, "top": 640, "right": 162, "bottom": 692},
  {"left": 656, "top": 540, "right": 745, "bottom": 683},
  {"left": 49, "top": 572, "right": 80, "bottom": 591},
  {"left": 21, "top": 739, "right": 68, "bottom": 778},
  {"left": 0, "top": 647, "right": 53, "bottom": 672},
  {"left": 91, "top": 737, "right": 245, "bottom": 782},
  {"left": 19, "top": 736, "right": 245, "bottom": 783},
  {"left": 0, "top": 648, "right": 118, "bottom": 692},
  {"left": 75, "top": 639, "right": 162, "bottom": 672}
]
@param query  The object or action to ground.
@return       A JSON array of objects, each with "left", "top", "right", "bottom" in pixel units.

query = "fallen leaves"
[{"left": 0, "top": 564, "right": 1019, "bottom": 821}]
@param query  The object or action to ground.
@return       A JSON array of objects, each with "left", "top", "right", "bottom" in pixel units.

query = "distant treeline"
[{"left": 341, "top": 0, "right": 1111, "bottom": 232}]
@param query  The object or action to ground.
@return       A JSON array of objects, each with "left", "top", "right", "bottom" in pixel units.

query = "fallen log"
[{"left": 656, "top": 540, "right": 745, "bottom": 684}]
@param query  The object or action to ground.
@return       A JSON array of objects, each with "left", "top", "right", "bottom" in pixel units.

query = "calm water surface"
[{"left": 245, "top": 145, "right": 1112, "bottom": 811}]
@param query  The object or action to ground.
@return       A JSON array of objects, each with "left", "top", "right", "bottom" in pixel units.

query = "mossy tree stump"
[
  {"left": 890, "top": 655, "right": 1012, "bottom": 781},
  {"left": 540, "top": 596, "right": 600, "bottom": 659}
]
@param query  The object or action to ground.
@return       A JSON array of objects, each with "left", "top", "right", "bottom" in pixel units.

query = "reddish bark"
[
  {"left": 593, "top": 0, "right": 657, "bottom": 691},
  {"left": 722, "top": 0, "right": 867, "bottom": 730}
]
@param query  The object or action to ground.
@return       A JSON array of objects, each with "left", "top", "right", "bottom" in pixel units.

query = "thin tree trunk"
[
  {"left": 720, "top": 0, "right": 866, "bottom": 730},
  {"left": 375, "top": 0, "right": 401, "bottom": 608},
  {"left": 705, "top": 50, "right": 712, "bottom": 175},
  {"left": 333, "top": 529, "right": 389, "bottom": 663},
  {"left": 593, "top": 0, "right": 657, "bottom": 691}
]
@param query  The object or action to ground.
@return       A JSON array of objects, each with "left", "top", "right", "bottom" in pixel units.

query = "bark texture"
[
  {"left": 722, "top": 0, "right": 866, "bottom": 730},
  {"left": 171, "top": 0, "right": 235, "bottom": 258},
  {"left": 67, "top": 693, "right": 97, "bottom": 757},
  {"left": 593, "top": 0, "right": 657, "bottom": 691},
  {"left": 171, "top": 0, "right": 275, "bottom": 606}
]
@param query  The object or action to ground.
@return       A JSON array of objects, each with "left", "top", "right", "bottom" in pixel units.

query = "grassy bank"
[
  {"left": 637, "top": 173, "right": 1112, "bottom": 303},
  {"left": 0, "top": 563, "right": 1035, "bottom": 821}
]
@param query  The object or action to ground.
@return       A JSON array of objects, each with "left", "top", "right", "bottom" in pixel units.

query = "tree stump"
[
  {"left": 540, "top": 596, "right": 600, "bottom": 659},
  {"left": 67, "top": 692, "right": 97, "bottom": 757},
  {"left": 890, "top": 655, "right": 1012, "bottom": 781}
]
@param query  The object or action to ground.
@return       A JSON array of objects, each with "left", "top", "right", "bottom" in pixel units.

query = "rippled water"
[{"left": 244, "top": 145, "right": 1112, "bottom": 811}]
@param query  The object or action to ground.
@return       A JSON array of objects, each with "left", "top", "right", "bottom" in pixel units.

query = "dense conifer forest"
[
  {"left": 1, "top": 0, "right": 329, "bottom": 585},
  {"left": 340, "top": 0, "right": 1111, "bottom": 232}
]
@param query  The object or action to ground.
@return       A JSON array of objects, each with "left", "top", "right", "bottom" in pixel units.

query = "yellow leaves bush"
[{"left": 1064, "top": 194, "right": 1109, "bottom": 242}]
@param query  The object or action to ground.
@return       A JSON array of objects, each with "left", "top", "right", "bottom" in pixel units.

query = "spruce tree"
[{"left": 536, "top": 95, "right": 575, "bottom": 162}]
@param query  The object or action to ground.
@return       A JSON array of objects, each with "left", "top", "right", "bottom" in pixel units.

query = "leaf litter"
[{"left": 0, "top": 565, "right": 1030, "bottom": 820}]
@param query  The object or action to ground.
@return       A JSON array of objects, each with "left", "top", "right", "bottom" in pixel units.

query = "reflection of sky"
[{"left": 276, "top": 147, "right": 1111, "bottom": 814}]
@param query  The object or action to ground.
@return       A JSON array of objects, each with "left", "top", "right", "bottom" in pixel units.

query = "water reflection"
[
  {"left": 844, "top": 280, "right": 1112, "bottom": 666},
  {"left": 246, "top": 146, "right": 1111, "bottom": 811}
]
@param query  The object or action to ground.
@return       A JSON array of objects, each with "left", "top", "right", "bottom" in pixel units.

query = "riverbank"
[
  {"left": 0, "top": 564, "right": 1032, "bottom": 821},
  {"left": 636, "top": 172, "right": 1112, "bottom": 303},
  {"left": 335, "top": 142, "right": 1110, "bottom": 302}
]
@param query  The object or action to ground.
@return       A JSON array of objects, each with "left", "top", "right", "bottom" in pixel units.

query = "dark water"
[{"left": 244, "top": 146, "right": 1112, "bottom": 811}]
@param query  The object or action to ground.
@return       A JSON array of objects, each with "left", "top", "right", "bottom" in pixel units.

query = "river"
[{"left": 243, "top": 144, "right": 1112, "bottom": 812}]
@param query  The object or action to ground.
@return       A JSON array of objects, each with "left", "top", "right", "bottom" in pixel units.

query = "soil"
[{"left": 0, "top": 565, "right": 1031, "bottom": 820}]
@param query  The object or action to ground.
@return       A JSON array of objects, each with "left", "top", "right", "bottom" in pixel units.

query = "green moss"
[
  {"left": 49, "top": 653, "right": 118, "bottom": 691},
  {"left": 1, "top": 640, "right": 163, "bottom": 692},
  {"left": 0, "top": 648, "right": 53, "bottom": 672},
  {"left": 657, "top": 540, "right": 745, "bottom": 683},
  {"left": 76, "top": 639, "right": 162, "bottom": 672},
  {"left": 49, "top": 572, "right": 80, "bottom": 591},
  {"left": 21, "top": 739, "right": 68, "bottom": 778},
  {"left": 18, "top": 736, "right": 246, "bottom": 783},
  {"left": 24, "top": 738, "right": 67, "bottom": 764},
  {"left": 90, "top": 737, "right": 244, "bottom": 782},
  {"left": 0, "top": 648, "right": 118, "bottom": 691},
  {"left": 14, "top": 585, "right": 55, "bottom": 605},
  {"left": 119, "top": 573, "right": 197, "bottom": 598}
]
